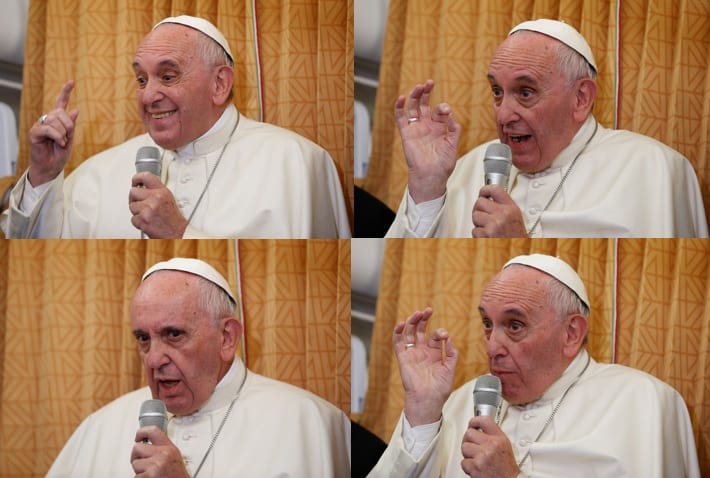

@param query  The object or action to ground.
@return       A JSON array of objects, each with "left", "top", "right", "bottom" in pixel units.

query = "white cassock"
[
  {"left": 386, "top": 116, "right": 708, "bottom": 238},
  {"left": 46, "top": 358, "right": 351, "bottom": 477},
  {"left": 368, "top": 349, "right": 700, "bottom": 478},
  {"left": 1, "top": 104, "right": 351, "bottom": 238}
]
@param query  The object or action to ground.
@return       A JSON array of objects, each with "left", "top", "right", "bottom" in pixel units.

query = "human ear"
[
  {"left": 562, "top": 314, "right": 588, "bottom": 357},
  {"left": 212, "top": 65, "right": 234, "bottom": 106},
  {"left": 572, "top": 78, "right": 597, "bottom": 122},
  {"left": 220, "top": 317, "right": 242, "bottom": 361}
]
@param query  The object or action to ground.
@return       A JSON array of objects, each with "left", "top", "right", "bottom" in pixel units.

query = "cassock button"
[
  {"left": 180, "top": 175, "right": 192, "bottom": 184},
  {"left": 518, "top": 438, "right": 530, "bottom": 447},
  {"left": 532, "top": 180, "right": 541, "bottom": 188},
  {"left": 527, "top": 208, "right": 539, "bottom": 216},
  {"left": 523, "top": 413, "right": 532, "bottom": 420}
]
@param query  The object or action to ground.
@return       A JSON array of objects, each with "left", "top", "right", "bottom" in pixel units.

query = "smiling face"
[
  {"left": 130, "top": 271, "right": 238, "bottom": 416},
  {"left": 478, "top": 266, "right": 582, "bottom": 405},
  {"left": 487, "top": 32, "right": 592, "bottom": 173},
  {"left": 132, "top": 24, "right": 231, "bottom": 150}
]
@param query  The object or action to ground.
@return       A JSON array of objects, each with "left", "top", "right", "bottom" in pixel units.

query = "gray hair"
[
  {"left": 193, "top": 275, "right": 237, "bottom": 326},
  {"left": 510, "top": 30, "right": 597, "bottom": 85},
  {"left": 555, "top": 40, "right": 597, "bottom": 85},
  {"left": 192, "top": 29, "right": 235, "bottom": 101},
  {"left": 544, "top": 274, "right": 590, "bottom": 321},
  {"left": 194, "top": 30, "right": 234, "bottom": 69}
]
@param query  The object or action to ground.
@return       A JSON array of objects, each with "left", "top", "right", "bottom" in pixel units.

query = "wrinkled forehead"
[
  {"left": 134, "top": 269, "right": 201, "bottom": 302},
  {"left": 135, "top": 23, "right": 199, "bottom": 60},
  {"left": 481, "top": 266, "right": 552, "bottom": 308},
  {"left": 493, "top": 30, "right": 561, "bottom": 63}
]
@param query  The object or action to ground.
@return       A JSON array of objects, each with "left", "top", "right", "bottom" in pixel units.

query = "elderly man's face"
[
  {"left": 478, "top": 266, "right": 572, "bottom": 405},
  {"left": 132, "top": 25, "right": 223, "bottom": 150},
  {"left": 130, "top": 271, "right": 228, "bottom": 415},
  {"left": 487, "top": 32, "right": 584, "bottom": 174}
]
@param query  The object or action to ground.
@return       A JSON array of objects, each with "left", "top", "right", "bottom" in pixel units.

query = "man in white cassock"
[
  {"left": 1, "top": 16, "right": 350, "bottom": 239},
  {"left": 367, "top": 254, "right": 700, "bottom": 477},
  {"left": 46, "top": 258, "right": 351, "bottom": 477},
  {"left": 386, "top": 19, "right": 707, "bottom": 238}
]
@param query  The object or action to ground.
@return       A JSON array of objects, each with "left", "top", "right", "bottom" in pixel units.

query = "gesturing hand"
[
  {"left": 28, "top": 80, "right": 80, "bottom": 186},
  {"left": 394, "top": 80, "right": 462, "bottom": 204},
  {"left": 393, "top": 307, "right": 458, "bottom": 426}
]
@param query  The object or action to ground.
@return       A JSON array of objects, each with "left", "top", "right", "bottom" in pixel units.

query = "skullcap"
[
  {"left": 142, "top": 257, "right": 236, "bottom": 304},
  {"left": 509, "top": 19, "right": 597, "bottom": 73},
  {"left": 503, "top": 254, "right": 590, "bottom": 310},
  {"left": 154, "top": 15, "right": 234, "bottom": 64}
]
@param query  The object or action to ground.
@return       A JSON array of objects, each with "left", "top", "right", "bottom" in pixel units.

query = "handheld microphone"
[
  {"left": 135, "top": 146, "right": 162, "bottom": 178},
  {"left": 473, "top": 375, "right": 502, "bottom": 422},
  {"left": 134, "top": 146, "right": 161, "bottom": 239},
  {"left": 483, "top": 143, "right": 512, "bottom": 192},
  {"left": 138, "top": 399, "right": 168, "bottom": 435}
]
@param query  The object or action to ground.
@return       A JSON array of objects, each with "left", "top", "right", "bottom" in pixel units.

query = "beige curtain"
[
  {"left": 362, "top": 0, "right": 710, "bottom": 226},
  {"left": 0, "top": 239, "right": 350, "bottom": 477},
  {"left": 359, "top": 238, "right": 709, "bottom": 476},
  {"left": 15, "top": 0, "right": 354, "bottom": 228}
]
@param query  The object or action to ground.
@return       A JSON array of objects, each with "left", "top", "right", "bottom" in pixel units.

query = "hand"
[
  {"left": 460, "top": 416, "right": 519, "bottom": 478},
  {"left": 129, "top": 172, "right": 188, "bottom": 238},
  {"left": 471, "top": 185, "right": 527, "bottom": 237},
  {"left": 393, "top": 308, "right": 458, "bottom": 426},
  {"left": 131, "top": 426, "right": 190, "bottom": 478},
  {"left": 394, "top": 80, "right": 461, "bottom": 203},
  {"left": 28, "top": 80, "right": 80, "bottom": 186}
]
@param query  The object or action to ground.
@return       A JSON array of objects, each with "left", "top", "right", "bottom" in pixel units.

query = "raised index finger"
[{"left": 54, "top": 80, "right": 75, "bottom": 110}]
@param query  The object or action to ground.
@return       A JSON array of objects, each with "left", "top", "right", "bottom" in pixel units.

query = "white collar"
[{"left": 174, "top": 104, "right": 238, "bottom": 158}]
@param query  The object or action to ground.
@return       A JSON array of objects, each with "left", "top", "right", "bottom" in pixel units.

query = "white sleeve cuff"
[
  {"left": 405, "top": 192, "right": 445, "bottom": 237},
  {"left": 401, "top": 415, "right": 441, "bottom": 460},
  {"left": 19, "top": 174, "right": 52, "bottom": 213}
]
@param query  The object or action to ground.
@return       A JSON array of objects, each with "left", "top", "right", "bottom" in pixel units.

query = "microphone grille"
[
  {"left": 136, "top": 146, "right": 160, "bottom": 160},
  {"left": 135, "top": 146, "right": 162, "bottom": 176},
  {"left": 139, "top": 399, "right": 168, "bottom": 432},
  {"left": 473, "top": 375, "right": 502, "bottom": 407},
  {"left": 484, "top": 143, "right": 512, "bottom": 175}
]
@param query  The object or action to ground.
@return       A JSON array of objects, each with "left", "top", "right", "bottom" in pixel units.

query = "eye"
[
  {"left": 481, "top": 317, "right": 493, "bottom": 337},
  {"left": 520, "top": 88, "right": 534, "bottom": 99},
  {"left": 136, "top": 76, "right": 147, "bottom": 88},
  {"left": 165, "top": 328, "right": 185, "bottom": 340},
  {"left": 162, "top": 75, "right": 175, "bottom": 82},
  {"left": 133, "top": 332, "right": 150, "bottom": 351},
  {"left": 509, "top": 321, "right": 524, "bottom": 332},
  {"left": 491, "top": 86, "right": 503, "bottom": 99}
]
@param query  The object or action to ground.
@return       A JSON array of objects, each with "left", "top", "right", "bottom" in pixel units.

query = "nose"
[
  {"left": 144, "top": 340, "right": 170, "bottom": 370},
  {"left": 140, "top": 78, "right": 164, "bottom": 106},
  {"left": 495, "top": 94, "right": 520, "bottom": 127},
  {"left": 486, "top": 327, "right": 508, "bottom": 359}
]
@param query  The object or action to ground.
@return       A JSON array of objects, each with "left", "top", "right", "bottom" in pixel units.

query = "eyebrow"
[
  {"left": 132, "top": 59, "right": 181, "bottom": 71},
  {"left": 478, "top": 305, "right": 528, "bottom": 319},
  {"left": 487, "top": 73, "right": 540, "bottom": 86}
]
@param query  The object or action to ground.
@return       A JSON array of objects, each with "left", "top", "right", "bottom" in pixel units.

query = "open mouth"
[
  {"left": 509, "top": 135, "right": 532, "bottom": 144},
  {"left": 159, "top": 379, "right": 180, "bottom": 389},
  {"left": 150, "top": 110, "right": 176, "bottom": 120}
]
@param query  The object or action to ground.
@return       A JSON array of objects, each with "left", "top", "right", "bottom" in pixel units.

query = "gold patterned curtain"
[
  {"left": 0, "top": 239, "right": 350, "bottom": 477},
  {"left": 359, "top": 238, "right": 709, "bottom": 476},
  {"left": 362, "top": 0, "right": 710, "bottom": 226},
  {"left": 15, "top": 0, "right": 354, "bottom": 227}
]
